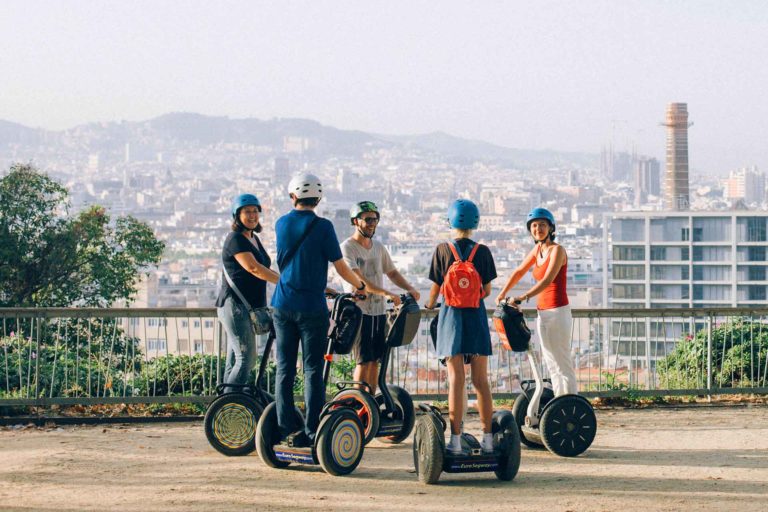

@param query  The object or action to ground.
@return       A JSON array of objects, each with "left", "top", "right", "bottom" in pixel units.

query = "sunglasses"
[{"left": 360, "top": 217, "right": 379, "bottom": 225}]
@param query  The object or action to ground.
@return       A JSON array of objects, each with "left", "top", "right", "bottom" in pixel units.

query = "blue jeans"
[
  {"left": 217, "top": 296, "right": 257, "bottom": 390},
  {"left": 273, "top": 307, "right": 329, "bottom": 439}
]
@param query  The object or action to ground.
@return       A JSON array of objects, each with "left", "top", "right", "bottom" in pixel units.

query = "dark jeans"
[
  {"left": 273, "top": 307, "right": 329, "bottom": 439},
  {"left": 217, "top": 296, "right": 256, "bottom": 391}
]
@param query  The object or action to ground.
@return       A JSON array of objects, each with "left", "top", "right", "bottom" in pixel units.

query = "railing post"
[{"left": 707, "top": 313, "right": 713, "bottom": 401}]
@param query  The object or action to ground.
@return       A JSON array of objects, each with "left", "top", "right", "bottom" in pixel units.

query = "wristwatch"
[{"left": 356, "top": 281, "right": 366, "bottom": 291}]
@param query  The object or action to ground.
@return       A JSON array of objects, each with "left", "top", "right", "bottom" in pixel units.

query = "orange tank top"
[{"left": 531, "top": 245, "right": 569, "bottom": 310}]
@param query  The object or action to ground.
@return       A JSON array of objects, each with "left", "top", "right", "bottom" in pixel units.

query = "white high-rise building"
[
  {"left": 724, "top": 166, "right": 764, "bottom": 205},
  {"left": 602, "top": 211, "right": 768, "bottom": 367}
]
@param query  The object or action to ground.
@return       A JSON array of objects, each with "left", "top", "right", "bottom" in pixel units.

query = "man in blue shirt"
[{"left": 272, "top": 173, "right": 367, "bottom": 447}]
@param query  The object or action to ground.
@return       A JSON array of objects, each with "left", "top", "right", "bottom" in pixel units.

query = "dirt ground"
[{"left": 1, "top": 405, "right": 767, "bottom": 512}]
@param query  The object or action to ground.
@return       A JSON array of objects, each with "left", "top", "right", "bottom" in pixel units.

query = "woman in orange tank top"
[{"left": 496, "top": 207, "right": 577, "bottom": 397}]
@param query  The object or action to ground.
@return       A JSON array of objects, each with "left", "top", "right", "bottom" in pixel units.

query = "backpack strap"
[
  {"left": 447, "top": 241, "right": 463, "bottom": 261},
  {"left": 466, "top": 243, "right": 480, "bottom": 263}
]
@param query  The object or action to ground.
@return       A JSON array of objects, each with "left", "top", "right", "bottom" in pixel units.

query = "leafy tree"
[{"left": 0, "top": 163, "right": 165, "bottom": 307}]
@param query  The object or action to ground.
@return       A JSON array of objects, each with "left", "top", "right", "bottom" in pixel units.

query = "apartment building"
[{"left": 602, "top": 211, "right": 768, "bottom": 367}]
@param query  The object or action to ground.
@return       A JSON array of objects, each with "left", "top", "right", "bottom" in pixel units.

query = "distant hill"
[
  {"left": 0, "top": 113, "right": 596, "bottom": 167},
  {"left": 380, "top": 130, "right": 596, "bottom": 167},
  {"left": 0, "top": 119, "right": 46, "bottom": 145}
]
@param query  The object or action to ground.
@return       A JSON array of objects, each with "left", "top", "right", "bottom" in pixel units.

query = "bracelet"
[{"left": 356, "top": 281, "right": 366, "bottom": 291}]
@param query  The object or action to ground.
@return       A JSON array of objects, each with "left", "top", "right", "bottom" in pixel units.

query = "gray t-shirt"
[{"left": 341, "top": 237, "right": 396, "bottom": 316}]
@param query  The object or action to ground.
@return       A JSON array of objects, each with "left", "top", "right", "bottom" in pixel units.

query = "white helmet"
[{"left": 287, "top": 173, "right": 323, "bottom": 200}]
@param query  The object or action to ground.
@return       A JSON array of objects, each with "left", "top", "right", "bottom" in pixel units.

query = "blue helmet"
[
  {"left": 231, "top": 193, "right": 261, "bottom": 218},
  {"left": 447, "top": 199, "right": 480, "bottom": 230},
  {"left": 526, "top": 207, "right": 556, "bottom": 237}
]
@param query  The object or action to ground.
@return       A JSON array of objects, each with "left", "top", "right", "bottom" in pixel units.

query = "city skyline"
[{"left": 2, "top": 1, "right": 768, "bottom": 175}]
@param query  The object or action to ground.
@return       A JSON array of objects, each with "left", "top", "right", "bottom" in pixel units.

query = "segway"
[
  {"left": 330, "top": 293, "right": 420, "bottom": 445},
  {"left": 496, "top": 300, "right": 597, "bottom": 457},
  {"left": 255, "top": 292, "right": 366, "bottom": 476},
  {"left": 203, "top": 325, "right": 276, "bottom": 456},
  {"left": 413, "top": 405, "right": 521, "bottom": 484},
  {"left": 412, "top": 305, "right": 522, "bottom": 485}
]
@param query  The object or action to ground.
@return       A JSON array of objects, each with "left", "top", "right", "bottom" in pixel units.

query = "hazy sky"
[{"left": 2, "top": 1, "right": 767, "bottom": 174}]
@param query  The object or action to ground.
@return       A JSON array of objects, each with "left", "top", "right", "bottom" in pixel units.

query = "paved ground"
[{"left": 1, "top": 405, "right": 767, "bottom": 511}]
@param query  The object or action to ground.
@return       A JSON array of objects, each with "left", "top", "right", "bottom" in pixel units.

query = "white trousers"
[{"left": 536, "top": 304, "right": 577, "bottom": 396}]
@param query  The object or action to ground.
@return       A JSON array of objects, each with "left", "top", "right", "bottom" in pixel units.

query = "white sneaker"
[
  {"left": 480, "top": 433, "right": 494, "bottom": 453},
  {"left": 447, "top": 434, "right": 463, "bottom": 455},
  {"left": 447, "top": 443, "right": 464, "bottom": 455}
]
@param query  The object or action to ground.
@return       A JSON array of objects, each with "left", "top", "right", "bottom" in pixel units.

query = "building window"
[
  {"left": 692, "top": 227, "right": 703, "bottom": 242},
  {"left": 194, "top": 320, "right": 201, "bottom": 328},
  {"left": 181, "top": 320, "right": 189, "bottom": 328},
  {"left": 204, "top": 320, "right": 214, "bottom": 329},
  {"left": 194, "top": 340, "right": 204, "bottom": 353},
  {"left": 611, "top": 322, "right": 646, "bottom": 337},
  {"left": 692, "top": 217, "right": 730, "bottom": 242},
  {"left": 748, "top": 246, "right": 766, "bottom": 261},
  {"left": 147, "top": 319, "right": 168, "bottom": 327},
  {"left": 748, "top": 266, "right": 766, "bottom": 281},
  {"left": 613, "top": 265, "right": 645, "bottom": 279},
  {"left": 749, "top": 286, "right": 767, "bottom": 301},
  {"left": 650, "top": 284, "right": 689, "bottom": 300},
  {"left": 650, "top": 247, "right": 667, "bottom": 261},
  {"left": 681, "top": 228, "right": 689, "bottom": 241},
  {"left": 681, "top": 247, "right": 689, "bottom": 261},
  {"left": 613, "top": 246, "right": 645, "bottom": 261},
  {"left": 746, "top": 218, "right": 767, "bottom": 242},
  {"left": 693, "top": 285, "right": 730, "bottom": 301},
  {"left": 693, "top": 247, "right": 730, "bottom": 262},
  {"left": 147, "top": 338, "right": 167, "bottom": 351},
  {"left": 613, "top": 284, "right": 645, "bottom": 299}
]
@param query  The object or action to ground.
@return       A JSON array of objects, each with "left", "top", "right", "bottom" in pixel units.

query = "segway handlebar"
[{"left": 325, "top": 290, "right": 366, "bottom": 301}]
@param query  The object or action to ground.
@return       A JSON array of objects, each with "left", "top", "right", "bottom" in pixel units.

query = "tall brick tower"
[{"left": 662, "top": 103, "right": 692, "bottom": 210}]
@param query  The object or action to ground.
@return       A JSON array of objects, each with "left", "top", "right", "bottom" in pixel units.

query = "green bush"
[
  {"left": 0, "top": 318, "right": 143, "bottom": 398},
  {"left": 657, "top": 318, "right": 768, "bottom": 389}
]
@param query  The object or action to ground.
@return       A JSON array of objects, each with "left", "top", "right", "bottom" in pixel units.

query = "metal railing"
[{"left": 2, "top": 306, "right": 768, "bottom": 407}]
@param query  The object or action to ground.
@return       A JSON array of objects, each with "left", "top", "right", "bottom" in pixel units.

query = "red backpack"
[{"left": 442, "top": 242, "right": 483, "bottom": 308}]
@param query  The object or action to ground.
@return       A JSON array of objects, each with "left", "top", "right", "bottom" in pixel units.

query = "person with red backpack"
[{"left": 425, "top": 199, "right": 497, "bottom": 454}]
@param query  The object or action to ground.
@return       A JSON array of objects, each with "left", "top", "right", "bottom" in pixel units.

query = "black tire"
[
  {"left": 540, "top": 395, "right": 597, "bottom": 457},
  {"left": 412, "top": 413, "right": 444, "bottom": 485},
  {"left": 332, "top": 389, "right": 381, "bottom": 445},
  {"left": 511, "top": 386, "right": 554, "bottom": 448},
  {"left": 316, "top": 409, "right": 365, "bottom": 476},
  {"left": 377, "top": 385, "right": 415, "bottom": 444},
  {"left": 492, "top": 411, "right": 521, "bottom": 482},
  {"left": 204, "top": 393, "right": 262, "bottom": 456},
  {"left": 255, "top": 402, "right": 292, "bottom": 468}
]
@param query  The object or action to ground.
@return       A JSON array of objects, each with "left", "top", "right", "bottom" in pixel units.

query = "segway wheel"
[
  {"left": 377, "top": 385, "right": 415, "bottom": 444},
  {"left": 412, "top": 413, "right": 444, "bottom": 485},
  {"left": 511, "top": 386, "right": 554, "bottom": 448},
  {"left": 255, "top": 402, "right": 291, "bottom": 468},
  {"left": 492, "top": 411, "right": 521, "bottom": 482},
  {"left": 316, "top": 409, "right": 365, "bottom": 476},
  {"left": 540, "top": 395, "right": 597, "bottom": 457},
  {"left": 204, "top": 393, "right": 262, "bottom": 456},
  {"left": 333, "top": 388, "right": 381, "bottom": 445}
]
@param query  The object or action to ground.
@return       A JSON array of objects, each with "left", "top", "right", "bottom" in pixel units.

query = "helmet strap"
[{"left": 356, "top": 223, "right": 375, "bottom": 239}]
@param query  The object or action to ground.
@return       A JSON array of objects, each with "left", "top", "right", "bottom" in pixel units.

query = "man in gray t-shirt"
[{"left": 341, "top": 201, "right": 420, "bottom": 393}]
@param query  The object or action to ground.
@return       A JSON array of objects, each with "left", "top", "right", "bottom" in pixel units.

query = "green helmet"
[{"left": 350, "top": 201, "right": 380, "bottom": 224}]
